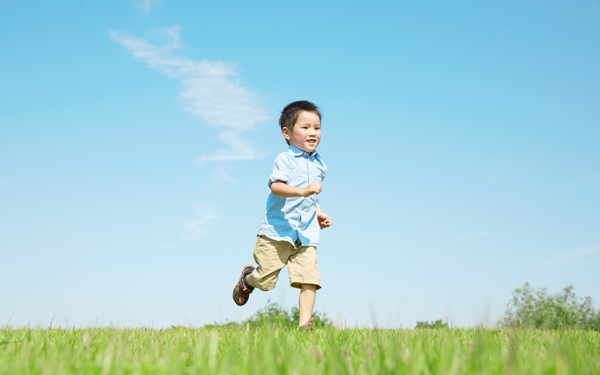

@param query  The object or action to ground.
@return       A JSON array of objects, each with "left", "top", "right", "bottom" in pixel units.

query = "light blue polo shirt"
[{"left": 258, "top": 145, "right": 328, "bottom": 246}]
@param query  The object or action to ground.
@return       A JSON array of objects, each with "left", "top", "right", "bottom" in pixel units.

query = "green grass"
[{"left": 1, "top": 326, "right": 599, "bottom": 374}]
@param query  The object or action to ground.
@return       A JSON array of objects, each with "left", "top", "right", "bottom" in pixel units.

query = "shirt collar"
[{"left": 288, "top": 145, "right": 319, "bottom": 158}]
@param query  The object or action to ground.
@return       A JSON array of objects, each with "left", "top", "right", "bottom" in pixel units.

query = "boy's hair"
[{"left": 279, "top": 101, "right": 321, "bottom": 145}]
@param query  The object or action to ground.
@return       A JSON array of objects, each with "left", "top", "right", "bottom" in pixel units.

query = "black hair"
[{"left": 279, "top": 101, "right": 321, "bottom": 145}]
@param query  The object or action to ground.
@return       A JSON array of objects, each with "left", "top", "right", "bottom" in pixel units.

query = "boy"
[{"left": 232, "top": 100, "right": 332, "bottom": 332}]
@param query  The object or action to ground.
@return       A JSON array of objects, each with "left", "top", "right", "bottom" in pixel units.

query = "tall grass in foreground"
[{"left": 1, "top": 326, "right": 599, "bottom": 374}]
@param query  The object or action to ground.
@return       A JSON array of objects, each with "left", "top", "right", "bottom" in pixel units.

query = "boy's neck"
[{"left": 290, "top": 144, "right": 316, "bottom": 156}]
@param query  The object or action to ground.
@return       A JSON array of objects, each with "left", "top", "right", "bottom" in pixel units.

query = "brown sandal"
[{"left": 232, "top": 264, "right": 255, "bottom": 306}]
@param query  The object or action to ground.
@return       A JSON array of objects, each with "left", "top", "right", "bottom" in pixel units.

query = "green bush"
[
  {"left": 289, "top": 305, "right": 332, "bottom": 328},
  {"left": 242, "top": 301, "right": 294, "bottom": 327},
  {"left": 415, "top": 320, "right": 448, "bottom": 329},
  {"left": 207, "top": 301, "right": 333, "bottom": 329},
  {"left": 501, "top": 283, "right": 600, "bottom": 330}
]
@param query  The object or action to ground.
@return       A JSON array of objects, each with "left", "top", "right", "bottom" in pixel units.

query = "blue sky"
[{"left": 1, "top": 0, "right": 599, "bottom": 328}]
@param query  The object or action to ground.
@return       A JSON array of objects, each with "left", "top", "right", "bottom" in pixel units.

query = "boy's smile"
[{"left": 283, "top": 110, "right": 321, "bottom": 154}]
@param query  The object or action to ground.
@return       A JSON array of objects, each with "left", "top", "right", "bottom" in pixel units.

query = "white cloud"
[
  {"left": 138, "top": 0, "right": 161, "bottom": 13},
  {"left": 184, "top": 206, "right": 220, "bottom": 240},
  {"left": 110, "top": 27, "right": 270, "bottom": 162},
  {"left": 455, "top": 231, "right": 490, "bottom": 240},
  {"left": 195, "top": 130, "right": 267, "bottom": 163},
  {"left": 214, "top": 165, "right": 236, "bottom": 183},
  {"left": 203, "top": 165, "right": 237, "bottom": 190},
  {"left": 536, "top": 243, "right": 600, "bottom": 268}
]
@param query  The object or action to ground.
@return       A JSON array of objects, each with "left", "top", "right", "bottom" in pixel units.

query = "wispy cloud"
[
  {"left": 203, "top": 165, "right": 237, "bottom": 190},
  {"left": 138, "top": 0, "right": 161, "bottom": 13},
  {"left": 184, "top": 206, "right": 219, "bottom": 240},
  {"left": 455, "top": 231, "right": 490, "bottom": 240},
  {"left": 110, "top": 26, "right": 270, "bottom": 162},
  {"left": 536, "top": 243, "right": 600, "bottom": 268}
]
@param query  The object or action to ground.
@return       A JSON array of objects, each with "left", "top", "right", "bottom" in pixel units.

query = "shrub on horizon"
[
  {"left": 206, "top": 301, "right": 333, "bottom": 329},
  {"left": 501, "top": 283, "right": 600, "bottom": 330},
  {"left": 415, "top": 320, "right": 448, "bottom": 329}
]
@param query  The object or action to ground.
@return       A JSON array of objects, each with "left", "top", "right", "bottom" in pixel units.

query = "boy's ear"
[{"left": 282, "top": 127, "right": 291, "bottom": 141}]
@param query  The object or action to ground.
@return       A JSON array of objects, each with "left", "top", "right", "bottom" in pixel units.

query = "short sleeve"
[
  {"left": 318, "top": 157, "right": 327, "bottom": 182},
  {"left": 268, "top": 153, "right": 292, "bottom": 187}
]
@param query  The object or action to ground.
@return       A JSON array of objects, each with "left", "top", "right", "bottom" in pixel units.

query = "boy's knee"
[
  {"left": 301, "top": 283, "right": 317, "bottom": 290},
  {"left": 251, "top": 271, "right": 278, "bottom": 291}
]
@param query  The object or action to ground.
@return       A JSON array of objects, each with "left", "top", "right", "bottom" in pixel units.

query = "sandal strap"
[{"left": 298, "top": 318, "right": 314, "bottom": 331}]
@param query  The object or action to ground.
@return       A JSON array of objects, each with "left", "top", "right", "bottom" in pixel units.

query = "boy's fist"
[
  {"left": 302, "top": 183, "right": 322, "bottom": 197},
  {"left": 317, "top": 212, "right": 332, "bottom": 229}
]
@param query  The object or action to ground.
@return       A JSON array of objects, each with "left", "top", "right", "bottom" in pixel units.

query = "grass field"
[{"left": 1, "top": 326, "right": 599, "bottom": 374}]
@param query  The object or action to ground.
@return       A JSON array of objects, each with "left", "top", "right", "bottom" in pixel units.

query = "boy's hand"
[
  {"left": 302, "top": 183, "right": 322, "bottom": 197},
  {"left": 317, "top": 211, "right": 332, "bottom": 229}
]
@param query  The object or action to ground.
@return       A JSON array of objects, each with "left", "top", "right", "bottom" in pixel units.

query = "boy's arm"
[
  {"left": 271, "top": 181, "right": 332, "bottom": 228},
  {"left": 317, "top": 202, "right": 332, "bottom": 229},
  {"left": 271, "top": 181, "right": 322, "bottom": 198}
]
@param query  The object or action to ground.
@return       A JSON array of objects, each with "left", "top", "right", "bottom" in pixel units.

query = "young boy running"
[{"left": 232, "top": 100, "right": 332, "bottom": 331}]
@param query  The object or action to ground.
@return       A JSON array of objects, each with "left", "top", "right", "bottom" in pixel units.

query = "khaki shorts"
[{"left": 250, "top": 235, "right": 321, "bottom": 291}]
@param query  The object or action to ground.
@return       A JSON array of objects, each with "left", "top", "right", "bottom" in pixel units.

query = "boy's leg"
[
  {"left": 233, "top": 236, "right": 293, "bottom": 306},
  {"left": 246, "top": 273, "right": 256, "bottom": 288},
  {"left": 298, "top": 284, "right": 317, "bottom": 327},
  {"left": 287, "top": 244, "right": 321, "bottom": 327},
  {"left": 251, "top": 236, "right": 293, "bottom": 291}
]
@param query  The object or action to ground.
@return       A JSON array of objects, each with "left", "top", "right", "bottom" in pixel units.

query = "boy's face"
[{"left": 283, "top": 110, "right": 321, "bottom": 153}]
